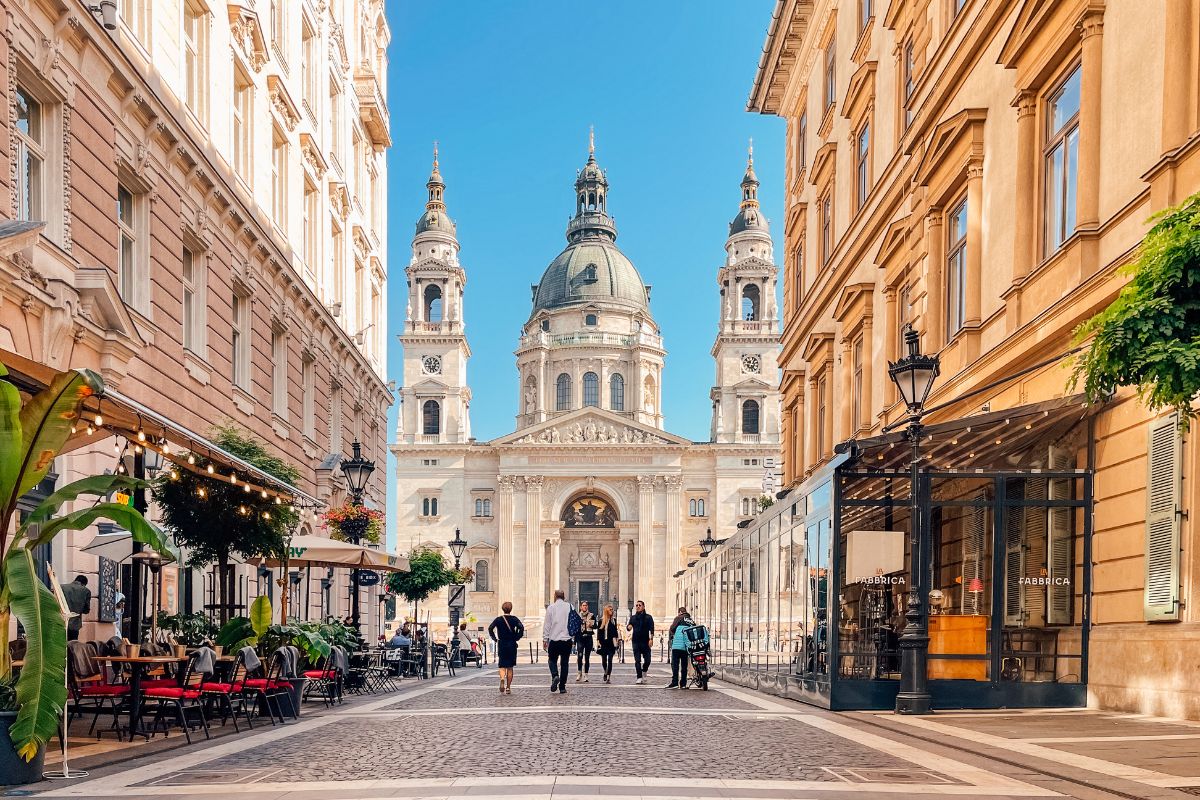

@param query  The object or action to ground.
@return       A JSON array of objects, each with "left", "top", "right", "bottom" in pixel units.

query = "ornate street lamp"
[
  {"left": 887, "top": 323, "right": 941, "bottom": 715},
  {"left": 340, "top": 440, "right": 375, "bottom": 634},
  {"left": 447, "top": 528, "right": 467, "bottom": 666},
  {"left": 699, "top": 527, "right": 717, "bottom": 558}
]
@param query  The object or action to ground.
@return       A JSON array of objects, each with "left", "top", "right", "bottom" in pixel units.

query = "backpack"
[{"left": 567, "top": 607, "right": 582, "bottom": 637}]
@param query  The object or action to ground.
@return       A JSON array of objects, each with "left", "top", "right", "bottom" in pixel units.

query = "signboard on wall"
[{"left": 845, "top": 530, "right": 905, "bottom": 584}]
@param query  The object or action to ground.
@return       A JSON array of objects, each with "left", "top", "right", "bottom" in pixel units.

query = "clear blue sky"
[{"left": 382, "top": 1, "right": 784, "bottom": 546}]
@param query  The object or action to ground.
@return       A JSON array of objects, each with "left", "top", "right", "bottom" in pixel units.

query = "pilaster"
[
  {"left": 525, "top": 475, "right": 545, "bottom": 613},
  {"left": 497, "top": 475, "right": 515, "bottom": 607}
]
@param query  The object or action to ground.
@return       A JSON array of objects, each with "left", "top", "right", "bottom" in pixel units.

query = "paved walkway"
[{"left": 14, "top": 662, "right": 1200, "bottom": 799}]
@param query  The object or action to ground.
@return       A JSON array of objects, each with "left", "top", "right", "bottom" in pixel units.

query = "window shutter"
[
  {"left": 962, "top": 501, "right": 986, "bottom": 615},
  {"left": 1046, "top": 446, "right": 1074, "bottom": 625},
  {"left": 1004, "top": 479, "right": 1026, "bottom": 626},
  {"left": 1024, "top": 478, "right": 1048, "bottom": 626},
  {"left": 1145, "top": 415, "right": 1182, "bottom": 621}
]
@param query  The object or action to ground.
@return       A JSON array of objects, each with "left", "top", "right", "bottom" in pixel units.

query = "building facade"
[
  {"left": 713, "top": 0, "right": 1200, "bottom": 716},
  {"left": 0, "top": 0, "right": 392, "bottom": 635},
  {"left": 394, "top": 144, "right": 783, "bottom": 631}
]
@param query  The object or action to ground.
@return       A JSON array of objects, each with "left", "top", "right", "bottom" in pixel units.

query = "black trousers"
[
  {"left": 576, "top": 637, "right": 593, "bottom": 672},
  {"left": 671, "top": 648, "right": 690, "bottom": 686},
  {"left": 599, "top": 651, "right": 615, "bottom": 675},
  {"left": 547, "top": 640, "right": 572, "bottom": 688},
  {"left": 632, "top": 642, "right": 652, "bottom": 677}
]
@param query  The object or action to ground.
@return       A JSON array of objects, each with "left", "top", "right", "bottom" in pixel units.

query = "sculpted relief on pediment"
[{"left": 515, "top": 420, "right": 668, "bottom": 445}]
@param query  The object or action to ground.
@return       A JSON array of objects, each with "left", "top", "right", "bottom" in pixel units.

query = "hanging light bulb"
[
  {"left": 70, "top": 423, "right": 77, "bottom": 434},
  {"left": 274, "top": 496, "right": 282, "bottom": 505},
  {"left": 263, "top": 512, "right": 271, "bottom": 520},
  {"left": 161, "top": 440, "right": 171, "bottom": 455},
  {"left": 230, "top": 473, "right": 237, "bottom": 484},
  {"left": 260, "top": 489, "right": 268, "bottom": 499},
  {"left": 86, "top": 422, "right": 95, "bottom": 435},
  {"left": 198, "top": 487, "right": 207, "bottom": 498},
  {"left": 93, "top": 404, "right": 103, "bottom": 426},
  {"left": 113, "top": 439, "right": 121, "bottom": 454},
  {"left": 134, "top": 444, "right": 143, "bottom": 454},
  {"left": 117, "top": 462, "right": 126, "bottom": 474},
  {"left": 187, "top": 453, "right": 196, "bottom": 465},
  {"left": 238, "top": 505, "right": 247, "bottom": 515},
  {"left": 243, "top": 483, "right": 250, "bottom": 493},
  {"left": 137, "top": 427, "right": 146, "bottom": 442},
  {"left": 207, "top": 463, "right": 215, "bottom": 474},
  {"left": 170, "top": 469, "right": 179, "bottom": 480}
]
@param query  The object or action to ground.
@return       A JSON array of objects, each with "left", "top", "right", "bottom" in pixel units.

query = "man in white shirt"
[{"left": 542, "top": 589, "right": 574, "bottom": 693}]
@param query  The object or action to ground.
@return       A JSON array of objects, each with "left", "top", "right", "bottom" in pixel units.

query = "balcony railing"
[{"left": 518, "top": 330, "right": 664, "bottom": 350}]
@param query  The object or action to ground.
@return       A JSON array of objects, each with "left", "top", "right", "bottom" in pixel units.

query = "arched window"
[
  {"left": 742, "top": 399, "right": 760, "bottom": 435},
  {"left": 583, "top": 372, "right": 599, "bottom": 406},
  {"left": 540, "top": 319, "right": 550, "bottom": 332},
  {"left": 422, "top": 399, "right": 440, "bottom": 435},
  {"left": 474, "top": 560, "right": 489, "bottom": 592},
  {"left": 483, "top": 498, "right": 492, "bottom": 516},
  {"left": 556, "top": 373, "right": 572, "bottom": 410},
  {"left": 422, "top": 497, "right": 439, "bottom": 517},
  {"left": 423, "top": 284, "right": 443, "bottom": 322},
  {"left": 610, "top": 374, "right": 625, "bottom": 411},
  {"left": 689, "top": 499, "right": 697, "bottom": 516},
  {"left": 741, "top": 497, "right": 751, "bottom": 516},
  {"left": 474, "top": 498, "right": 484, "bottom": 516},
  {"left": 741, "top": 284, "right": 760, "bottom": 321}
]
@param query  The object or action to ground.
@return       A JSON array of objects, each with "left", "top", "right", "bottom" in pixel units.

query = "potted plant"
[
  {"left": 157, "top": 612, "right": 217, "bottom": 656},
  {"left": 321, "top": 502, "right": 384, "bottom": 544},
  {"left": 0, "top": 362, "right": 168, "bottom": 783}
]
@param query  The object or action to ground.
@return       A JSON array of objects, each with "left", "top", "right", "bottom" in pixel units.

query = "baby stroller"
[{"left": 683, "top": 623, "right": 712, "bottom": 690}]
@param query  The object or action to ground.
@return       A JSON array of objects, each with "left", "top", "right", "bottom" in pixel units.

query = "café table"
[{"left": 94, "top": 655, "right": 186, "bottom": 739}]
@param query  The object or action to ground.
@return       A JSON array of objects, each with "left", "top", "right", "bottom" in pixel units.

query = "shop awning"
[
  {"left": 1, "top": 349, "right": 322, "bottom": 507},
  {"left": 836, "top": 393, "right": 1097, "bottom": 473}
]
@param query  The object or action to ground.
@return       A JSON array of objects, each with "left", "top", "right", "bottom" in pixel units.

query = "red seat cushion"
[
  {"left": 303, "top": 670, "right": 334, "bottom": 679},
  {"left": 79, "top": 684, "right": 130, "bottom": 696},
  {"left": 142, "top": 678, "right": 180, "bottom": 687},
  {"left": 200, "top": 682, "right": 236, "bottom": 693},
  {"left": 241, "top": 678, "right": 288, "bottom": 690},
  {"left": 143, "top": 687, "right": 202, "bottom": 700}
]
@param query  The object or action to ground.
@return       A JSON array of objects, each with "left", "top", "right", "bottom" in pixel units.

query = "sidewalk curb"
[{"left": 848, "top": 711, "right": 1198, "bottom": 800}]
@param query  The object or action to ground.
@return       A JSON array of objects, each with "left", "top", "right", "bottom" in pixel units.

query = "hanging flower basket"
[{"left": 321, "top": 502, "right": 384, "bottom": 544}]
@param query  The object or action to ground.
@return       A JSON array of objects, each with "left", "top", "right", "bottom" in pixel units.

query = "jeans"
[
  {"left": 576, "top": 637, "right": 592, "bottom": 673},
  {"left": 632, "top": 642, "right": 651, "bottom": 677},
  {"left": 547, "top": 640, "right": 572, "bottom": 688},
  {"left": 671, "top": 648, "right": 690, "bottom": 686},
  {"left": 600, "top": 651, "right": 614, "bottom": 675}
]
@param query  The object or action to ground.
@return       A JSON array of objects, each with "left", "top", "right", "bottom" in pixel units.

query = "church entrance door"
[{"left": 578, "top": 580, "right": 600, "bottom": 614}]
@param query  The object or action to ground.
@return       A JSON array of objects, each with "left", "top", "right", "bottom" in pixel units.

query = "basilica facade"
[{"left": 393, "top": 142, "right": 782, "bottom": 629}]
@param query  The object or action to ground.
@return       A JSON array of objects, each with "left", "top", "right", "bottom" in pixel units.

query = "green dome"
[{"left": 532, "top": 240, "right": 649, "bottom": 313}]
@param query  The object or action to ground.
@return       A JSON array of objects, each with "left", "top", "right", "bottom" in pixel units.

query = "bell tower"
[
  {"left": 711, "top": 143, "right": 781, "bottom": 445},
  {"left": 397, "top": 145, "right": 472, "bottom": 444}
]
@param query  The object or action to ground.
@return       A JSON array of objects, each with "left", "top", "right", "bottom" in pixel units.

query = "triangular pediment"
[
  {"left": 729, "top": 377, "right": 774, "bottom": 392},
  {"left": 409, "top": 378, "right": 450, "bottom": 394},
  {"left": 492, "top": 407, "right": 692, "bottom": 447}
]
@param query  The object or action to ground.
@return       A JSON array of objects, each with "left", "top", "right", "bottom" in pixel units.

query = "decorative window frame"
[
  {"left": 418, "top": 489, "right": 443, "bottom": 521},
  {"left": 470, "top": 488, "right": 496, "bottom": 521}
]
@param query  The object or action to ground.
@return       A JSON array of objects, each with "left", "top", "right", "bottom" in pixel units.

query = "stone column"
[
  {"left": 1010, "top": 91, "right": 1037, "bottom": 287},
  {"left": 805, "top": 377, "right": 818, "bottom": 472},
  {"left": 1162, "top": 1, "right": 1195, "bottom": 152},
  {"left": 923, "top": 210, "right": 944, "bottom": 347},
  {"left": 883, "top": 285, "right": 898, "bottom": 407},
  {"left": 549, "top": 536, "right": 560, "bottom": 599},
  {"left": 497, "top": 475, "right": 515, "bottom": 607},
  {"left": 1077, "top": 8, "right": 1105, "bottom": 229},
  {"left": 618, "top": 538, "right": 630, "bottom": 616},
  {"left": 525, "top": 476, "right": 544, "bottom": 614},
  {"left": 964, "top": 160, "right": 984, "bottom": 329},
  {"left": 636, "top": 475, "right": 655, "bottom": 605},
  {"left": 664, "top": 475, "right": 683, "bottom": 606},
  {"left": 861, "top": 315, "right": 874, "bottom": 430}
]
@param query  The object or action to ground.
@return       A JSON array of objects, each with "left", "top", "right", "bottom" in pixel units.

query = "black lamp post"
[
  {"left": 887, "top": 323, "right": 940, "bottom": 715},
  {"left": 447, "top": 528, "right": 467, "bottom": 665},
  {"left": 340, "top": 440, "right": 375, "bottom": 635},
  {"left": 699, "top": 527, "right": 717, "bottom": 557}
]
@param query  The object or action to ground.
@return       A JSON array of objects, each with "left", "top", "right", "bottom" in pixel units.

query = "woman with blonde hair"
[
  {"left": 596, "top": 603, "right": 620, "bottom": 683},
  {"left": 488, "top": 601, "right": 524, "bottom": 694}
]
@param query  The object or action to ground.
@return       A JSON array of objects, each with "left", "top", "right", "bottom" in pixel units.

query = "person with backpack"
[
  {"left": 666, "top": 606, "right": 697, "bottom": 689},
  {"left": 542, "top": 588, "right": 576, "bottom": 693}
]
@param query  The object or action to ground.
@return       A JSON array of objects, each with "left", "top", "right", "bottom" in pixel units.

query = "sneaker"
[
  {"left": 679, "top": 684, "right": 688, "bottom": 690},
  {"left": 583, "top": 677, "right": 590, "bottom": 683},
  {"left": 558, "top": 686, "right": 566, "bottom": 694},
  {"left": 664, "top": 683, "right": 678, "bottom": 689},
  {"left": 635, "top": 677, "right": 644, "bottom": 685},
  {"left": 575, "top": 675, "right": 582, "bottom": 683}
]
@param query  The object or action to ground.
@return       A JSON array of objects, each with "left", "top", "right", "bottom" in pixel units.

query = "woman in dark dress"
[
  {"left": 488, "top": 601, "right": 524, "bottom": 694},
  {"left": 596, "top": 604, "right": 620, "bottom": 683}
]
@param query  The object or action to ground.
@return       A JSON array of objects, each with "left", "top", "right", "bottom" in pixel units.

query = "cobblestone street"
[{"left": 15, "top": 661, "right": 1200, "bottom": 800}]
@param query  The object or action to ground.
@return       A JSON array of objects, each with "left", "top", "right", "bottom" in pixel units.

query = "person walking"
[
  {"left": 574, "top": 600, "right": 596, "bottom": 682},
  {"left": 542, "top": 589, "right": 575, "bottom": 693},
  {"left": 626, "top": 599, "right": 654, "bottom": 684},
  {"left": 667, "top": 606, "right": 696, "bottom": 689},
  {"left": 487, "top": 601, "right": 524, "bottom": 694},
  {"left": 457, "top": 622, "right": 475, "bottom": 666},
  {"left": 596, "top": 604, "right": 620, "bottom": 683},
  {"left": 61, "top": 575, "right": 92, "bottom": 641}
]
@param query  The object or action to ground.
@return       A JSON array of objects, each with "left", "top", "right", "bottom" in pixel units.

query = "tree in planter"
[
  {"left": 1073, "top": 192, "right": 1200, "bottom": 425},
  {"left": 0, "top": 363, "right": 168, "bottom": 761},
  {"left": 385, "top": 546, "right": 471, "bottom": 625},
  {"left": 153, "top": 423, "right": 299, "bottom": 623}
]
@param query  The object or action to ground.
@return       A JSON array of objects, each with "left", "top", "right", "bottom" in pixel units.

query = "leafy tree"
[
  {"left": 385, "top": 546, "right": 472, "bottom": 623},
  {"left": 153, "top": 423, "right": 299, "bottom": 623},
  {"left": 1073, "top": 192, "right": 1200, "bottom": 425}
]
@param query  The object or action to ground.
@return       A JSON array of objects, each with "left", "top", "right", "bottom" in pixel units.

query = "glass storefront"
[{"left": 678, "top": 397, "right": 1094, "bottom": 710}]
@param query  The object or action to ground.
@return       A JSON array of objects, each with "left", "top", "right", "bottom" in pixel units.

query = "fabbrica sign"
[{"left": 845, "top": 530, "right": 906, "bottom": 585}]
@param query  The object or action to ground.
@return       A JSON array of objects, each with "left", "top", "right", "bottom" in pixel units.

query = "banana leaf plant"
[{"left": 0, "top": 362, "right": 169, "bottom": 760}]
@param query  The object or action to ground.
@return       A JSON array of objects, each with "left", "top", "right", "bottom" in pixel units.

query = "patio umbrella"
[
  {"left": 248, "top": 536, "right": 408, "bottom": 623},
  {"left": 80, "top": 532, "right": 181, "bottom": 564}
]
